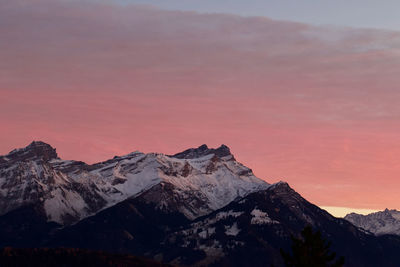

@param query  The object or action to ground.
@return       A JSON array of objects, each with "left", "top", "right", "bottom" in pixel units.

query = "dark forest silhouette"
[{"left": 281, "top": 226, "right": 345, "bottom": 267}]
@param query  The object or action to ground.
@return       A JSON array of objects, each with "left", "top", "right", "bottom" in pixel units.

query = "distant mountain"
[
  {"left": 345, "top": 209, "right": 400, "bottom": 236},
  {"left": 1, "top": 141, "right": 400, "bottom": 266}
]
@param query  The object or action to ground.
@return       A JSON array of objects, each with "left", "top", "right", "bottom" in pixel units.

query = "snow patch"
[
  {"left": 251, "top": 208, "right": 279, "bottom": 225},
  {"left": 225, "top": 222, "right": 240, "bottom": 236},
  {"left": 44, "top": 188, "right": 87, "bottom": 223},
  {"left": 215, "top": 210, "right": 244, "bottom": 221}
]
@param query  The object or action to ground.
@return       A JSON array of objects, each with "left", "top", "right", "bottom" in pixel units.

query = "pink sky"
[{"left": 1, "top": 0, "right": 400, "bottom": 211}]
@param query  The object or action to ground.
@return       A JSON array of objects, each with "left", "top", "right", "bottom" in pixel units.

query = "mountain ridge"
[
  {"left": 345, "top": 209, "right": 400, "bottom": 236},
  {"left": 0, "top": 141, "right": 269, "bottom": 224}
]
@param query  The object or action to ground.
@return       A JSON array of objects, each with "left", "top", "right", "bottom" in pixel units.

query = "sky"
[
  {"left": 117, "top": 0, "right": 400, "bottom": 31},
  {"left": 1, "top": 0, "right": 400, "bottom": 217}
]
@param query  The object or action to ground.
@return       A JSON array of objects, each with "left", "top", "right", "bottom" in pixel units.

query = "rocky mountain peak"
[
  {"left": 7, "top": 141, "right": 58, "bottom": 161},
  {"left": 214, "top": 144, "right": 232, "bottom": 157},
  {"left": 170, "top": 144, "right": 233, "bottom": 159}
]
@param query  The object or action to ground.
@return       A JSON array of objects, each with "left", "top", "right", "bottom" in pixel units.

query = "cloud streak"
[{"left": 1, "top": 0, "right": 400, "bottom": 210}]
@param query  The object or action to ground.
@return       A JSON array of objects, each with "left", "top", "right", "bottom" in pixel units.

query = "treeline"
[{"left": 0, "top": 247, "right": 171, "bottom": 267}]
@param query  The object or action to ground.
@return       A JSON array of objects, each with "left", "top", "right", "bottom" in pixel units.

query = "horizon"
[{"left": 2, "top": 0, "right": 400, "bottom": 217}]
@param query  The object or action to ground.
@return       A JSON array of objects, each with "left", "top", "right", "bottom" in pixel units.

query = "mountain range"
[
  {"left": 345, "top": 209, "right": 400, "bottom": 236},
  {"left": 1, "top": 141, "right": 400, "bottom": 266}
]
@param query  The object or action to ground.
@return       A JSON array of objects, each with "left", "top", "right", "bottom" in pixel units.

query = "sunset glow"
[
  {"left": 2, "top": 0, "right": 400, "bottom": 213},
  {"left": 320, "top": 206, "right": 379, "bottom": 218}
]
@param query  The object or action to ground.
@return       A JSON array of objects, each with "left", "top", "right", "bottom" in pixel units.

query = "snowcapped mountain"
[
  {"left": 0, "top": 141, "right": 107, "bottom": 224},
  {"left": 2, "top": 141, "right": 400, "bottom": 266},
  {"left": 0, "top": 141, "right": 268, "bottom": 224},
  {"left": 345, "top": 209, "right": 400, "bottom": 236}
]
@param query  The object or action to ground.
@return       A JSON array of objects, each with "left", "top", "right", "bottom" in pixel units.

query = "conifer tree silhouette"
[{"left": 280, "top": 226, "right": 344, "bottom": 267}]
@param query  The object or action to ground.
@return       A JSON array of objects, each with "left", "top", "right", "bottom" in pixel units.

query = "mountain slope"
[
  {"left": 345, "top": 209, "right": 400, "bottom": 236},
  {"left": 158, "top": 182, "right": 400, "bottom": 267},
  {"left": 47, "top": 184, "right": 192, "bottom": 256},
  {"left": 48, "top": 182, "right": 400, "bottom": 267}
]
